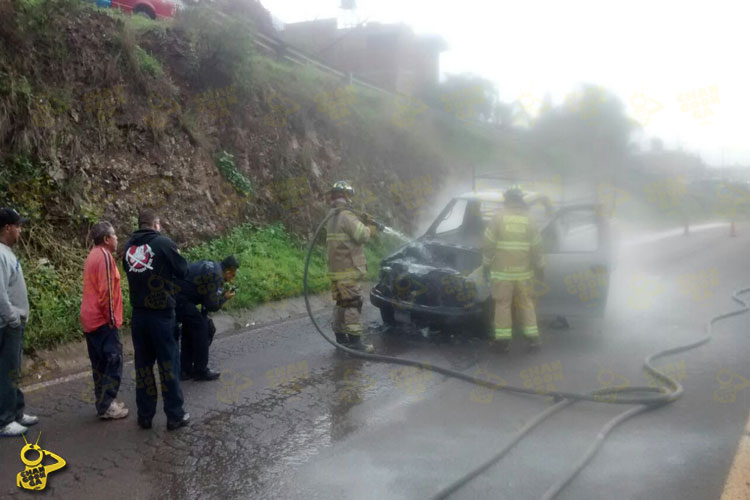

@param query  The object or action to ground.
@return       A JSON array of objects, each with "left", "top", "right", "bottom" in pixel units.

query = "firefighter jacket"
[
  {"left": 326, "top": 200, "right": 372, "bottom": 282},
  {"left": 482, "top": 206, "right": 544, "bottom": 281}
]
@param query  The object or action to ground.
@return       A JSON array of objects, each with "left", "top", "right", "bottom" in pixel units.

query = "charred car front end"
[
  {"left": 370, "top": 240, "right": 491, "bottom": 328},
  {"left": 370, "top": 192, "right": 611, "bottom": 331}
]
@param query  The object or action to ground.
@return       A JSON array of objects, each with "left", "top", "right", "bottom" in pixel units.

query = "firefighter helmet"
[
  {"left": 330, "top": 180, "right": 356, "bottom": 197},
  {"left": 504, "top": 184, "right": 525, "bottom": 204}
]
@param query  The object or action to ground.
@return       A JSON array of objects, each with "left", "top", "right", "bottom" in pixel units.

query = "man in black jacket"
[
  {"left": 123, "top": 210, "right": 190, "bottom": 431},
  {"left": 176, "top": 256, "right": 238, "bottom": 381}
]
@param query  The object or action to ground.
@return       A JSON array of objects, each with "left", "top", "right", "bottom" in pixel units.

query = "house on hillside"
[{"left": 278, "top": 19, "right": 447, "bottom": 96}]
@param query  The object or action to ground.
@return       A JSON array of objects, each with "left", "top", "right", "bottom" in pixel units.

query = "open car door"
[{"left": 535, "top": 204, "right": 611, "bottom": 319}]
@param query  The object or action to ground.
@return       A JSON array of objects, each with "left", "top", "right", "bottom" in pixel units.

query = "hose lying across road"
[{"left": 303, "top": 208, "right": 750, "bottom": 499}]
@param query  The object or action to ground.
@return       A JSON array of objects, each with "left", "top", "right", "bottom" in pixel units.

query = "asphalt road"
[{"left": 2, "top": 222, "right": 749, "bottom": 499}]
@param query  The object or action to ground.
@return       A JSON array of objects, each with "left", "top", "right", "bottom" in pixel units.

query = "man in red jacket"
[{"left": 80, "top": 221, "right": 128, "bottom": 420}]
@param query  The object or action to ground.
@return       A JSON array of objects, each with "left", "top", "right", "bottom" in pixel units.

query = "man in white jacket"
[{"left": 0, "top": 208, "right": 38, "bottom": 437}]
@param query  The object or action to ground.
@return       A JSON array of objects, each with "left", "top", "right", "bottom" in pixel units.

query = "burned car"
[{"left": 370, "top": 190, "right": 612, "bottom": 334}]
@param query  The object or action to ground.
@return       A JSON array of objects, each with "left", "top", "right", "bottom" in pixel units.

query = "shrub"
[
  {"left": 215, "top": 150, "right": 253, "bottom": 196},
  {"left": 134, "top": 45, "right": 163, "bottom": 78}
]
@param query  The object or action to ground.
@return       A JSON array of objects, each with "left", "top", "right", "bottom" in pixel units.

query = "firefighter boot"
[
  {"left": 490, "top": 339, "right": 511, "bottom": 353},
  {"left": 335, "top": 333, "right": 350, "bottom": 346},
  {"left": 347, "top": 335, "right": 374, "bottom": 353}
]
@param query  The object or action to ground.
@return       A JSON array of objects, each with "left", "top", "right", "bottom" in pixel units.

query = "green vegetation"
[
  {"left": 133, "top": 45, "right": 163, "bottom": 78},
  {"left": 12, "top": 220, "right": 398, "bottom": 353},
  {"left": 183, "top": 223, "right": 399, "bottom": 310},
  {"left": 215, "top": 150, "right": 253, "bottom": 196}
]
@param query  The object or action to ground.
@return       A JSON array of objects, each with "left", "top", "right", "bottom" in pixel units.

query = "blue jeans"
[
  {"left": 0, "top": 324, "right": 25, "bottom": 428},
  {"left": 84, "top": 324, "right": 124, "bottom": 415},
  {"left": 131, "top": 309, "right": 185, "bottom": 422}
]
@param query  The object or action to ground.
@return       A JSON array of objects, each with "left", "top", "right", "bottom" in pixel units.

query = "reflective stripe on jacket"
[
  {"left": 326, "top": 201, "right": 371, "bottom": 282},
  {"left": 482, "top": 208, "right": 544, "bottom": 281}
]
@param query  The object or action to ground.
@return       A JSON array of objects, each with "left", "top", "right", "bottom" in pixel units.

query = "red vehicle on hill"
[{"left": 111, "top": 0, "right": 177, "bottom": 20}]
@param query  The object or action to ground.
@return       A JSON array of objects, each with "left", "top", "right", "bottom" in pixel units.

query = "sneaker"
[
  {"left": 193, "top": 370, "right": 221, "bottom": 382},
  {"left": 0, "top": 421, "right": 28, "bottom": 437},
  {"left": 17, "top": 414, "right": 39, "bottom": 426},
  {"left": 180, "top": 371, "right": 193, "bottom": 381},
  {"left": 347, "top": 336, "right": 374, "bottom": 353},
  {"left": 113, "top": 400, "right": 126, "bottom": 410},
  {"left": 100, "top": 401, "right": 129, "bottom": 420},
  {"left": 137, "top": 417, "right": 152, "bottom": 430},
  {"left": 167, "top": 413, "right": 190, "bottom": 431}
]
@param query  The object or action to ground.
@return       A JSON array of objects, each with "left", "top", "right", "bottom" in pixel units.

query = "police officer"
[
  {"left": 326, "top": 181, "right": 378, "bottom": 353},
  {"left": 123, "top": 209, "right": 190, "bottom": 431},
  {"left": 176, "top": 256, "right": 238, "bottom": 381},
  {"left": 482, "top": 186, "right": 545, "bottom": 352}
]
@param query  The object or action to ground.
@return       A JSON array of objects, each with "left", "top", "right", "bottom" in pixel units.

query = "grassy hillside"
[{"left": 0, "top": 0, "right": 492, "bottom": 352}]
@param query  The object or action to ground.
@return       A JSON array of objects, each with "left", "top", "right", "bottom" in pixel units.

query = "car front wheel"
[{"left": 379, "top": 305, "right": 396, "bottom": 325}]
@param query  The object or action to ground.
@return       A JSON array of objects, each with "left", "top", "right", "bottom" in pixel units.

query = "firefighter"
[
  {"left": 326, "top": 181, "right": 378, "bottom": 353},
  {"left": 482, "top": 185, "right": 544, "bottom": 352}
]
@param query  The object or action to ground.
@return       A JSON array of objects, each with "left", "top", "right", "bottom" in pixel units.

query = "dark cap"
[{"left": 0, "top": 208, "right": 29, "bottom": 228}]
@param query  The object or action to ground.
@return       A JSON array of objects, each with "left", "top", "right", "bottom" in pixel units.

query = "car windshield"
[{"left": 431, "top": 197, "right": 550, "bottom": 240}]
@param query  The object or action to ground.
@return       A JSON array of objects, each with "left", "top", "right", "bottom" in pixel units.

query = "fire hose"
[{"left": 303, "top": 208, "right": 750, "bottom": 498}]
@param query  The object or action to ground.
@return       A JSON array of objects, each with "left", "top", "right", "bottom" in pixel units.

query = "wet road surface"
[{"left": 2, "top": 223, "right": 749, "bottom": 499}]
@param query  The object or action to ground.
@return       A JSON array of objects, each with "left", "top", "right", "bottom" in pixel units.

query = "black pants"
[
  {"left": 0, "top": 324, "right": 25, "bottom": 427},
  {"left": 84, "top": 324, "right": 123, "bottom": 415},
  {"left": 131, "top": 309, "right": 185, "bottom": 422},
  {"left": 178, "top": 302, "right": 211, "bottom": 376}
]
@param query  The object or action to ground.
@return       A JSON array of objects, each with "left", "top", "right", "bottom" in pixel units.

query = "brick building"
[{"left": 279, "top": 19, "right": 447, "bottom": 96}]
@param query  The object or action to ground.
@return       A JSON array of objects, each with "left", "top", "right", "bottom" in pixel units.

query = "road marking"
[{"left": 721, "top": 411, "right": 750, "bottom": 500}]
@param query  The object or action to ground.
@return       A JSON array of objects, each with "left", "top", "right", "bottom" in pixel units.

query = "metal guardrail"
[{"left": 252, "top": 31, "right": 392, "bottom": 97}]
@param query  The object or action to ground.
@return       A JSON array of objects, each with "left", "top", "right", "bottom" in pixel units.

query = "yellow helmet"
[
  {"left": 504, "top": 184, "right": 524, "bottom": 203},
  {"left": 330, "top": 180, "right": 356, "bottom": 197}
]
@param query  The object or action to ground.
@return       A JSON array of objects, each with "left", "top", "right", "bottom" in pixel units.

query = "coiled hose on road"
[{"left": 303, "top": 208, "right": 750, "bottom": 499}]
